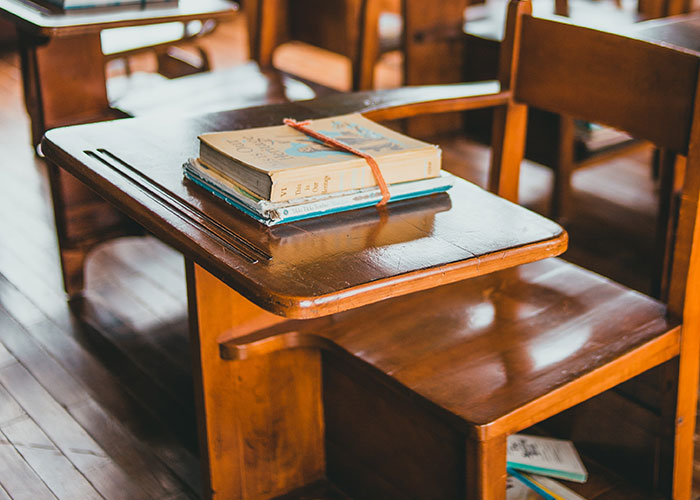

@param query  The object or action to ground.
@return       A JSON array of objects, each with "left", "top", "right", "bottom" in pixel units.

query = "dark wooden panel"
[
  {"left": 516, "top": 16, "right": 699, "bottom": 153},
  {"left": 290, "top": 0, "right": 360, "bottom": 60},
  {"left": 323, "top": 351, "right": 465, "bottom": 499}
]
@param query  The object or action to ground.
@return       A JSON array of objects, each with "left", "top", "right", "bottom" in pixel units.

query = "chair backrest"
[
  {"left": 497, "top": 0, "right": 700, "bottom": 318},
  {"left": 245, "top": 0, "right": 381, "bottom": 90},
  {"left": 516, "top": 16, "right": 698, "bottom": 154}
]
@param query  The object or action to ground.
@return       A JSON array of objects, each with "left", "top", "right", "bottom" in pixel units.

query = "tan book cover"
[{"left": 198, "top": 114, "right": 441, "bottom": 202}]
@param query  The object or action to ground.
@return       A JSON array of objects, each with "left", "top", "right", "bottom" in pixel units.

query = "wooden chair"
[
  {"left": 213, "top": 2, "right": 700, "bottom": 498},
  {"left": 246, "top": 0, "right": 398, "bottom": 91},
  {"left": 108, "top": 0, "right": 392, "bottom": 121},
  {"left": 460, "top": 0, "right": 692, "bottom": 222}
]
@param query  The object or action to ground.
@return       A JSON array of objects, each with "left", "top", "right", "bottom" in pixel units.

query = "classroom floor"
[{"left": 0, "top": 13, "right": 695, "bottom": 500}]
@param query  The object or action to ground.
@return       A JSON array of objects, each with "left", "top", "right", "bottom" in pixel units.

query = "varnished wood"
[
  {"left": 188, "top": 262, "right": 324, "bottom": 500},
  {"left": 215, "top": 8, "right": 700, "bottom": 499},
  {"left": 2, "top": 0, "right": 337, "bottom": 299},
  {"left": 306, "top": 81, "right": 507, "bottom": 121},
  {"left": 465, "top": 436, "right": 507, "bottom": 499},
  {"left": 247, "top": 0, "right": 390, "bottom": 91},
  {"left": 664, "top": 56, "right": 700, "bottom": 500},
  {"left": 488, "top": 0, "right": 530, "bottom": 201},
  {"left": 40, "top": 5, "right": 700, "bottom": 499},
  {"left": 219, "top": 258, "right": 680, "bottom": 431},
  {"left": 462, "top": 0, "right": 691, "bottom": 221},
  {"left": 5, "top": 17, "right": 700, "bottom": 499},
  {"left": 41, "top": 100, "right": 566, "bottom": 317},
  {"left": 516, "top": 16, "right": 699, "bottom": 155},
  {"left": 402, "top": 0, "right": 469, "bottom": 135}
]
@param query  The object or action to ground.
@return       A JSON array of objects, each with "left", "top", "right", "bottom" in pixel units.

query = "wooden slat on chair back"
[
  {"left": 514, "top": 16, "right": 699, "bottom": 154},
  {"left": 289, "top": 0, "right": 362, "bottom": 61}
]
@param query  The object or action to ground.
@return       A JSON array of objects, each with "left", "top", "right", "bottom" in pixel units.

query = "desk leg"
[
  {"left": 466, "top": 436, "right": 507, "bottom": 499},
  {"left": 46, "top": 162, "right": 143, "bottom": 297},
  {"left": 21, "top": 31, "right": 139, "bottom": 297},
  {"left": 186, "top": 261, "right": 325, "bottom": 500},
  {"left": 18, "top": 31, "right": 112, "bottom": 147}
]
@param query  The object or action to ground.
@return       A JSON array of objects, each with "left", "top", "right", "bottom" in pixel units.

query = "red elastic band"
[{"left": 283, "top": 118, "right": 391, "bottom": 207}]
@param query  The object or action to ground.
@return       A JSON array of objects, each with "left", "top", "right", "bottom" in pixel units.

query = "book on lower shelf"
[
  {"left": 197, "top": 113, "right": 442, "bottom": 203},
  {"left": 183, "top": 158, "right": 454, "bottom": 226},
  {"left": 507, "top": 474, "right": 543, "bottom": 500},
  {"left": 508, "top": 468, "right": 588, "bottom": 500},
  {"left": 507, "top": 434, "right": 588, "bottom": 483}
]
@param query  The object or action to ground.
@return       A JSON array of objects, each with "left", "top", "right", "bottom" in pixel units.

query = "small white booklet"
[{"left": 507, "top": 434, "right": 588, "bottom": 483}]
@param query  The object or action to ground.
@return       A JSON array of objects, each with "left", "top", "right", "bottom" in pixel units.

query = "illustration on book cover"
[{"left": 226, "top": 118, "right": 410, "bottom": 165}]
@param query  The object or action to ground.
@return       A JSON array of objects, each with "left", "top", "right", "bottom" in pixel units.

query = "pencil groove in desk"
[{"left": 84, "top": 148, "right": 271, "bottom": 264}]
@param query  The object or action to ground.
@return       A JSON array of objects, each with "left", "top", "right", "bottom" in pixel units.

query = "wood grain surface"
[{"left": 41, "top": 100, "right": 567, "bottom": 318}]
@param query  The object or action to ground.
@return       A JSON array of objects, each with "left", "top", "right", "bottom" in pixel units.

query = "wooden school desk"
[
  {"left": 41, "top": 95, "right": 567, "bottom": 499},
  {"left": 0, "top": 0, "right": 238, "bottom": 147}
]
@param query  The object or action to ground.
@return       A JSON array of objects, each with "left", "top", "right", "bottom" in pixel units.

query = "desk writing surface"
[
  {"left": 0, "top": 0, "right": 237, "bottom": 37},
  {"left": 628, "top": 13, "right": 700, "bottom": 55},
  {"left": 42, "top": 101, "right": 567, "bottom": 318}
]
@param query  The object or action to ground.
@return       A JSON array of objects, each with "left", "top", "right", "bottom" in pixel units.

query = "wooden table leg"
[
  {"left": 20, "top": 30, "right": 141, "bottom": 297},
  {"left": 466, "top": 435, "right": 507, "bottom": 499},
  {"left": 18, "top": 31, "right": 112, "bottom": 147},
  {"left": 186, "top": 261, "right": 326, "bottom": 500},
  {"left": 46, "top": 162, "right": 142, "bottom": 297}
]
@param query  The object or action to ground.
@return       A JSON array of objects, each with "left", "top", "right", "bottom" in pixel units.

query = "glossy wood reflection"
[{"left": 42, "top": 101, "right": 566, "bottom": 317}]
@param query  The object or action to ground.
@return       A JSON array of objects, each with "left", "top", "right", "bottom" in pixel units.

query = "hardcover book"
[
  {"left": 507, "top": 435, "right": 588, "bottom": 483},
  {"left": 197, "top": 114, "right": 442, "bottom": 203}
]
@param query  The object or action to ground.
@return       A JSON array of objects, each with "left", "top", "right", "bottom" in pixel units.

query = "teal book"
[{"left": 507, "top": 435, "right": 588, "bottom": 483}]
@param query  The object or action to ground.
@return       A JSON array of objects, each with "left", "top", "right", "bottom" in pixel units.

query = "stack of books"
[
  {"left": 184, "top": 114, "right": 454, "bottom": 226},
  {"left": 506, "top": 434, "right": 589, "bottom": 500},
  {"left": 40, "top": 0, "right": 177, "bottom": 11}
]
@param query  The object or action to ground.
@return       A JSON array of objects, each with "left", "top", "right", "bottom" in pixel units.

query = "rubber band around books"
[{"left": 283, "top": 118, "right": 391, "bottom": 207}]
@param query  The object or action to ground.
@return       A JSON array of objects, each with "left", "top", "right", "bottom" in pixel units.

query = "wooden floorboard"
[{"left": 0, "top": 14, "right": 696, "bottom": 500}]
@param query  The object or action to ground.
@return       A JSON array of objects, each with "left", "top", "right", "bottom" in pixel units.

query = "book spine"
[
  {"left": 264, "top": 180, "right": 450, "bottom": 221},
  {"left": 184, "top": 169, "right": 453, "bottom": 226},
  {"left": 186, "top": 158, "right": 453, "bottom": 218},
  {"left": 506, "top": 463, "right": 586, "bottom": 483},
  {"left": 529, "top": 475, "right": 587, "bottom": 500},
  {"left": 268, "top": 149, "right": 441, "bottom": 202}
]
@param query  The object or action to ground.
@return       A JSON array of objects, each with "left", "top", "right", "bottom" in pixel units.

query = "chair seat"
[
  {"left": 222, "top": 258, "right": 680, "bottom": 434},
  {"left": 107, "top": 62, "right": 326, "bottom": 118}
]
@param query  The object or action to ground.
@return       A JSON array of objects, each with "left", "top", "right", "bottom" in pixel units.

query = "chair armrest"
[{"left": 302, "top": 81, "right": 509, "bottom": 121}]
